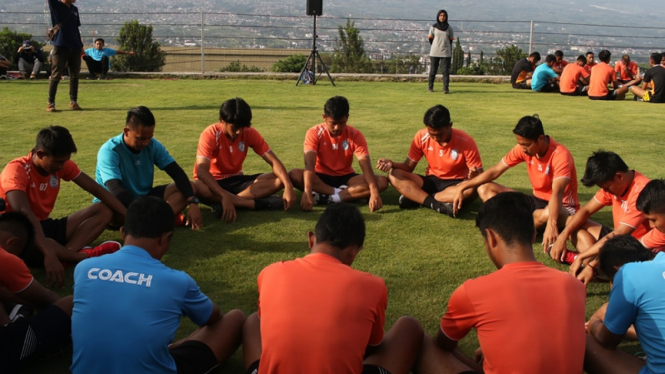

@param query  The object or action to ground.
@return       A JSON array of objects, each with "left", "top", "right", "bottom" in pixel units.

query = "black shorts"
[
  {"left": 217, "top": 174, "right": 261, "bottom": 195},
  {"left": 512, "top": 82, "right": 529, "bottom": 89},
  {"left": 589, "top": 90, "right": 617, "bottom": 100},
  {"left": 0, "top": 305, "right": 71, "bottom": 374},
  {"left": 525, "top": 196, "right": 576, "bottom": 215},
  {"left": 420, "top": 176, "right": 463, "bottom": 195},
  {"left": 560, "top": 86, "right": 587, "bottom": 96},
  {"left": 316, "top": 172, "right": 358, "bottom": 188},
  {"left": 599, "top": 225, "right": 613, "bottom": 239},
  {"left": 147, "top": 184, "right": 169, "bottom": 199},
  {"left": 537, "top": 82, "right": 559, "bottom": 93},
  {"left": 40, "top": 217, "right": 68, "bottom": 246},
  {"left": 170, "top": 340, "right": 218, "bottom": 374},
  {"left": 246, "top": 360, "right": 392, "bottom": 374}
]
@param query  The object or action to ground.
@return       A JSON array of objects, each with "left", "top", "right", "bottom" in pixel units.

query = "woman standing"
[{"left": 428, "top": 10, "right": 455, "bottom": 94}]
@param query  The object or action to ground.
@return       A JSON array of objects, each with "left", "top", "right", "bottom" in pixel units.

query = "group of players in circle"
[
  {"left": 511, "top": 49, "right": 665, "bottom": 103},
  {"left": 1, "top": 95, "right": 664, "bottom": 374}
]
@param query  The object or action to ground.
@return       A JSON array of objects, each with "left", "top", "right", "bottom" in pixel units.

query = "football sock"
[
  {"left": 330, "top": 193, "right": 341, "bottom": 203},
  {"left": 423, "top": 195, "right": 437, "bottom": 209}
]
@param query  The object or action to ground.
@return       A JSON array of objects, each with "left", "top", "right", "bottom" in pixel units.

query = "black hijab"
[{"left": 433, "top": 9, "right": 449, "bottom": 31}]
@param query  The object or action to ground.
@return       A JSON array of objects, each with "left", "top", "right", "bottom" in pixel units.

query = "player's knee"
[
  {"left": 376, "top": 176, "right": 389, "bottom": 191},
  {"left": 288, "top": 168, "right": 302, "bottom": 182},
  {"left": 225, "top": 309, "right": 247, "bottom": 325},
  {"left": 477, "top": 183, "right": 492, "bottom": 200}
]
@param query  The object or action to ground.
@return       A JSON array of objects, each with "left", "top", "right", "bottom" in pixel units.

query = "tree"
[
  {"left": 0, "top": 27, "right": 43, "bottom": 70},
  {"left": 479, "top": 51, "right": 484, "bottom": 65},
  {"left": 217, "top": 61, "right": 263, "bottom": 72},
  {"left": 271, "top": 54, "right": 307, "bottom": 72},
  {"left": 466, "top": 50, "right": 471, "bottom": 67},
  {"left": 488, "top": 44, "right": 527, "bottom": 75},
  {"left": 451, "top": 37, "right": 464, "bottom": 74},
  {"left": 331, "top": 18, "right": 373, "bottom": 73},
  {"left": 112, "top": 20, "right": 166, "bottom": 72}
]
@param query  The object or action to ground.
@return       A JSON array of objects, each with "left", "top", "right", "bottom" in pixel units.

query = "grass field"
[{"left": 1, "top": 78, "right": 661, "bottom": 373}]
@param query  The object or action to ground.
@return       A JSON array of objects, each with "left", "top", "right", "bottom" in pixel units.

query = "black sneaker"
[
  {"left": 398, "top": 194, "right": 420, "bottom": 209},
  {"left": 254, "top": 195, "right": 284, "bottom": 210},
  {"left": 430, "top": 201, "right": 456, "bottom": 218},
  {"left": 86, "top": 74, "right": 97, "bottom": 80},
  {"left": 210, "top": 203, "right": 223, "bottom": 219},
  {"left": 312, "top": 192, "right": 330, "bottom": 206}
]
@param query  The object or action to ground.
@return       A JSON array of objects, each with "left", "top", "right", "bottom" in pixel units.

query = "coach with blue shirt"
[{"left": 83, "top": 38, "right": 134, "bottom": 80}]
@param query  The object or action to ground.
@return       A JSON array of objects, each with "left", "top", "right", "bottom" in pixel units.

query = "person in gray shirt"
[{"left": 427, "top": 9, "right": 454, "bottom": 94}]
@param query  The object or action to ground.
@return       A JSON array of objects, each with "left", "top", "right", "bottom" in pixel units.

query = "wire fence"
[{"left": 2, "top": 10, "right": 664, "bottom": 73}]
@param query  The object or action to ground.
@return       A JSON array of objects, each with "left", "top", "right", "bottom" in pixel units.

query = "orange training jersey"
[
  {"left": 0, "top": 152, "right": 81, "bottom": 221},
  {"left": 441, "top": 262, "right": 586, "bottom": 374},
  {"left": 588, "top": 62, "right": 616, "bottom": 97},
  {"left": 502, "top": 137, "right": 579, "bottom": 210},
  {"left": 553, "top": 59, "right": 568, "bottom": 72},
  {"left": 193, "top": 123, "right": 270, "bottom": 180},
  {"left": 641, "top": 228, "right": 665, "bottom": 253},
  {"left": 615, "top": 60, "right": 638, "bottom": 81},
  {"left": 257, "top": 253, "right": 387, "bottom": 374},
  {"left": 407, "top": 128, "right": 482, "bottom": 180},
  {"left": 560, "top": 64, "right": 590, "bottom": 93},
  {"left": 0, "top": 247, "right": 33, "bottom": 293},
  {"left": 584, "top": 61, "right": 596, "bottom": 74},
  {"left": 594, "top": 171, "right": 651, "bottom": 238},
  {"left": 304, "top": 124, "right": 369, "bottom": 176}
]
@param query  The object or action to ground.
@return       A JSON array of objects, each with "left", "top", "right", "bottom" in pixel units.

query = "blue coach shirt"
[
  {"left": 84, "top": 47, "right": 117, "bottom": 69},
  {"left": 71, "top": 245, "right": 214, "bottom": 374},
  {"left": 95, "top": 133, "right": 175, "bottom": 201},
  {"left": 604, "top": 252, "right": 665, "bottom": 374},
  {"left": 531, "top": 63, "right": 558, "bottom": 92}
]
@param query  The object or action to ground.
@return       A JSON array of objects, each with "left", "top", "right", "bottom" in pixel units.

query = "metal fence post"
[
  {"left": 529, "top": 20, "right": 534, "bottom": 55},
  {"left": 201, "top": 11, "right": 205, "bottom": 74}
]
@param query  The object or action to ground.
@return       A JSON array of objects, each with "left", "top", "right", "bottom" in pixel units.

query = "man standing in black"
[
  {"left": 630, "top": 53, "right": 665, "bottom": 103},
  {"left": 47, "top": 0, "right": 83, "bottom": 112},
  {"left": 510, "top": 52, "right": 540, "bottom": 89}
]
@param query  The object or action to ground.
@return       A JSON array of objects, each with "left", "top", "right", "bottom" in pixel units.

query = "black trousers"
[{"left": 83, "top": 55, "right": 109, "bottom": 75}]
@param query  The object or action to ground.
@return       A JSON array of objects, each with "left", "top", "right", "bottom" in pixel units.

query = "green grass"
[{"left": 2, "top": 78, "right": 660, "bottom": 373}]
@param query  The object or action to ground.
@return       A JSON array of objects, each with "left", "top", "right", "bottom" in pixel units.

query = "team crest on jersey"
[
  {"left": 450, "top": 149, "right": 459, "bottom": 161},
  {"left": 49, "top": 175, "right": 59, "bottom": 188},
  {"left": 537, "top": 164, "right": 543, "bottom": 171},
  {"left": 332, "top": 143, "right": 338, "bottom": 150},
  {"left": 342, "top": 140, "right": 350, "bottom": 151},
  {"left": 545, "top": 165, "right": 551, "bottom": 175},
  {"left": 238, "top": 142, "right": 246, "bottom": 152}
]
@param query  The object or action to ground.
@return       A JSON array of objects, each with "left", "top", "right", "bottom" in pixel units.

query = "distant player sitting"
[
  {"left": 510, "top": 52, "right": 540, "bottom": 89},
  {"left": 629, "top": 53, "right": 665, "bottom": 103},
  {"left": 552, "top": 49, "right": 568, "bottom": 75},
  {"left": 0, "top": 126, "right": 126, "bottom": 286},
  {"left": 453, "top": 115, "right": 580, "bottom": 256},
  {"left": 614, "top": 54, "right": 640, "bottom": 85},
  {"left": 636, "top": 179, "right": 665, "bottom": 251},
  {"left": 243, "top": 203, "right": 423, "bottom": 374},
  {"left": 193, "top": 98, "right": 296, "bottom": 223},
  {"left": 95, "top": 106, "right": 203, "bottom": 229},
  {"left": 376, "top": 104, "right": 483, "bottom": 217},
  {"left": 0, "top": 212, "right": 73, "bottom": 374},
  {"left": 415, "top": 192, "right": 586, "bottom": 374},
  {"left": 550, "top": 151, "right": 650, "bottom": 285},
  {"left": 560, "top": 55, "right": 590, "bottom": 96},
  {"left": 531, "top": 54, "right": 560, "bottom": 92},
  {"left": 289, "top": 96, "right": 389, "bottom": 211},
  {"left": 588, "top": 49, "right": 639, "bottom": 100}
]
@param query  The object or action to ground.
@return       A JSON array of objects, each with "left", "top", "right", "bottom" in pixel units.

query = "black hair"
[
  {"left": 95, "top": 38, "right": 105, "bottom": 44},
  {"left": 512, "top": 115, "right": 544, "bottom": 141},
  {"left": 123, "top": 197, "right": 174, "bottom": 239},
  {"left": 598, "top": 235, "right": 655, "bottom": 280},
  {"left": 126, "top": 106, "right": 156, "bottom": 128},
  {"left": 35, "top": 126, "right": 77, "bottom": 157},
  {"left": 580, "top": 150, "right": 629, "bottom": 187},
  {"left": 323, "top": 96, "right": 350, "bottom": 120},
  {"left": 651, "top": 53, "right": 663, "bottom": 65},
  {"left": 423, "top": 105, "right": 451, "bottom": 130},
  {"left": 529, "top": 52, "right": 541, "bottom": 61},
  {"left": 545, "top": 54, "right": 556, "bottom": 64},
  {"left": 576, "top": 55, "right": 586, "bottom": 63},
  {"left": 637, "top": 179, "right": 665, "bottom": 214},
  {"left": 476, "top": 192, "right": 535, "bottom": 247},
  {"left": 315, "top": 203, "right": 365, "bottom": 249},
  {"left": 586, "top": 51, "right": 594, "bottom": 57},
  {"left": 0, "top": 211, "right": 35, "bottom": 253},
  {"left": 554, "top": 50, "right": 564, "bottom": 58},
  {"left": 219, "top": 98, "right": 252, "bottom": 128},
  {"left": 599, "top": 50, "right": 611, "bottom": 63}
]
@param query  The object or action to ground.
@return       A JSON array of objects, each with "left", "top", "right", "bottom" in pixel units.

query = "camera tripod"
[{"left": 296, "top": 15, "right": 335, "bottom": 86}]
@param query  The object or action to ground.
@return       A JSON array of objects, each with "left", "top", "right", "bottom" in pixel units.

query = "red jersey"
[
  {"left": 584, "top": 61, "right": 596, "bottom": 74},
  {"left": 0, "top": 152, "right": 81, "bottom": 221},
  {"left": 588, "top": 62, "right": 616, "bottom": 97},
  {"left": 257, "top": 253, "right": 387, "bottom": 374},
  {"left": 304, "top": 124, "right": 369, "bottom": 176},
  {"left": 560, "top": 63, "right": 590, "bottom": 93},
  {"left": 0, "top": 247, "right": 34, "bottom": 293},
  {"left": 193, "top": 123, "right": 270, "bottom": 180},
  {"left": 615, "top": 60, "right": 639, "bottom": 81},
  {"left": 593, "top": 171, "right": 651, "bottom": 238},
  {"left": 407, "top": 128, "right": 482, "bottom": 180},
  {"left": 502, "top": 137, "right": 579, "bottom": 210},
  {"left": 441, "top": 262, "right": 586, "bottom": 374},
  {"left": 553, "top": 59, "right": 569, "bottom": 72},
  {"left": 641, "top": 228, "right": 665, "bottom": 253}
]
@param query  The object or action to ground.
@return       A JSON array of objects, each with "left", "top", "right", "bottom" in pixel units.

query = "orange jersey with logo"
[
  {"left": 594, "top": 171, "right": 651, "bottom": 238},
  {"left": 407, "top": 128, "right": 482, "bottom": 180},
  {"left": 0, "top": 247, "right": 33, "bottom": 293},
  {"left": 0, "top": 152, "right": 81, "bottom": 221},
  {"left": 553, "top": 59, "right": 568, "bottom": 71},
  {"left": 584, "top": 61, "right": 596, "bottom": 74},
  {"left": 257, "top": 253, "right": 387, "bottom": 374},
  {"left": 641, "top": 228, "right": 665, "bottom": 252},
  {"left": 193, "top": 123, "right": 270, "bottom": 180},
  {"left": 588, "top": 62, "right": 616, "bottom": 97},
  {"left": 304, "top": 124, "right": 369, "bottom": 176},
  {"left": 560, "top": 63, "right": 590, "bottom": 93},
  {"left": 502, "top": 137, "right": 579, "bottom": 210}
]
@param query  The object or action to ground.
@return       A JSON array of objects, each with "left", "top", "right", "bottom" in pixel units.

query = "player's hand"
[
  {"left": 541, "top": 219, "right": 559, "bottom": 252},
  {"left": 577, "top": 265, "right": 595, "bottom": 287},
  {"left": 548, "top": 238, "right": 567, "bottom": 263},
  {"left": 473, "top": 347, "right": 484, "bottom": 365},
  {"left": 452, "top": 189, "right": 465, "bottom": 216},
  {"left": 221, "top": 197, "right": 236, "bottom": 223},
  {"left": 369, "top": 193, "right": 383, "bottom": 212},
  {"left": 569, "top": 255, "right": 584, "bottom": 276},
  {"left": 185, "top": 204, "right": 203, "bottom": 230},
  {"left": 301, "top": 192, "right": 313, "bottom": 211},
  {"left": 468, "top": 166, "right": 481, "bottom": 179},
  {"left": 376, "top": 158, "right": 393, "bottom": 173},
  {"left": 283, "top": 187, "right": 297, "bottom": 211},
  {"left": 43, "top": 252, "right": 65, "bottom": 288}
]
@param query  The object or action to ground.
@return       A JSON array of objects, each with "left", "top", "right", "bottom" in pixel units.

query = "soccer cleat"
[
  {"left": 562, "top": 250, "right": 578, "bottom": 265},
  {"left": 80, "top": 241, "right": 121, "bottom": 258},
  {"left": 312, "top": 192, "right": 330, "bottom": 206},
  {"left": 210, "top": 203, "right": 223, "bottom": 219},
  {"left": 398, "top": 194, "right": 420, "bottom": 209},
  {"left": 69, "top": 101, "right": 82, "bottom": 110},
  {"left": 254, "top": 195, "right": 284, "bottom": 210},
  {"left": 430, "top": 201, "right": 455, "bottom": 218},
  {"left": 46, "top": 102, "right": 56, "bottom": 112},
  {"left": 174, "top": 212, "right": 186, "bottom": 226}
]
